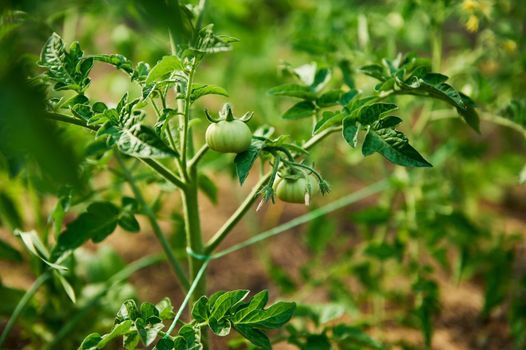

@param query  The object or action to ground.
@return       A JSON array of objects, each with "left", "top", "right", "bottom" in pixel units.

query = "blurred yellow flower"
[
  {"left": 503, "top": 39, "right": 517, "bottom": 54},
  {"left": 466, "top": 15, "right": 479, "bottom": 32},
  {"left": 462, "top": 0, "right": 478, "bottom": 12},
  {"left": 478, "top": 0, "right": 493, "bottom": 18}
]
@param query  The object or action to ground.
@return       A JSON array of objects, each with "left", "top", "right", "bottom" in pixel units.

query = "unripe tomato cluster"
[{"left": 205, "top": 104, "right": 321, "bottom": 205}]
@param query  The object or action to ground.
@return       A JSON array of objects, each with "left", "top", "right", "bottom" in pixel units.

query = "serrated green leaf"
[
  {"left": 234, "top": 139, "right": 265, "bottom": 185},
  {"left": 313, "top": 111, "right": 343, "bottom": 134},
  {"left": 233, "top": 300, "right": 296, "bottom": 329},
  {"left": 174, "top": 324, "right": 202, "bottom": 350},
  {"left": 78, "top": 333, "right": 102, "bottom": 350},
  {"left": 135, "top": 318, "right": 164, "bottom": 346},
  {"left": 457, "top": 92, "right": 480, "bottom": 132},
  {"left": 209, "top": 317, "right": 231, "bottom": 336},
  {"left": 317, "top": 90, "right": 342, "bottom": 107},
  {"left": 118, "top": 213, "right": 140, "bottom": 233},
  {"left": 362, "top": 128, "right": 431, "bottom": 167},
  {"left": 332, "top": 325, "right": 385, "bottom": 350},
  {"left": 38, "top": 33, "right": 89, "bottom": 92},
  {"left": 153, "top": 338, "right": 174, "bottom": 350},
  {"left": 117, "top": 300, "right": 141, "bottom": 322},
  {"left": 342, "top": 118, "right": 359, "bottom": 148},
  {"left": 52, "top": 202, "right": 120, "bottom": 259},
  {"left": 191, "top": 296, "right": 209, "bottom": 323},
  {"left": 71, "top": 104, "right": 93, "bottom": 121},
  {"left": 359, "top": 64, "right": 387, "bottom": 81},
  {"left": 357, "top": 103, "right": 398, "bottom": 125},
  {"left": 268, "top": 84, "right": 317, "bottom": 100},
  {"left": 146, "top": 56, "right": 183, "bottom": 84},
  {"left": 375, "top": 116, "right": 402, "bottom": 129},
  {"left": 311, "top": 68, "right": 331, "bottom": 91},
  {"left": 192, "top": 24, "right": 239, "bottom": 54},
  {"left": 124, "top": 332, "right": 140, "bottom": 350},
  {"left": 97, "top": 320, "right": 134, "bottom": 348},
  {"left": 140, "top": 302, "right": 160, "bottom": 322},
  {"left": 54, "top": 271, "right": 76, "bottom": 303},
  {"left": 234, "top": 325, "right": 271, "bottom": 350},
  {"left": 282, "top": 101, "right": 316, "bottom": 120},
  {"left": 16, "top": 230, "right": 68, "bottom": 271},
  {"left": 156, "top": 298, "right": 176, "bottom": 320},
  {"left": 190, "top": 83, "right": 228, "bottom": 102},
  {"left": 210, "top": 290, "right": 250, "bottom": 321},
  {"left": 232, "top": 290, "right": 268, "bottom": 322},
  {"left": 91, "top": 54, "right": 133, "bottom": 74},
  {"left": 117, "top": 125, "right": 179, "bottom": 159}
]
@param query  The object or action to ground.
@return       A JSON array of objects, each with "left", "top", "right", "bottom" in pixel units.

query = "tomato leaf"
[
  {"left": 234, "top": 139, "right": 265, "bottom": 185},
  {"left": 234, "top": 325, "right": 271, "bottom": 350},
  {"left": 268, "top": 84, "right": 317, "bottom": 100},
  {"left": 90, "top": 54, "right": 134, "bottom": 74},
  {"left": 362, "top": 126, "right": 431, "bottom": 167},
  {"left": 38, "top": 33, "right": 92, "bottom": 92},
  {"left": 190, "top": 83, "right": 228, "bottom": 102},
  {"left": 356, "top": 103, "right": 398, "bottom": 125},
  {"left": 342, "top": 118, "right": 359, "bottom": 148},
  {"left": 117, "top": 125, "right": 179, "bottom": 159},
  {"left": 51, "top": 202, "right": 121, "bottom": 259},
  {"left": 146, "top": 55, "right": 183, "bottom": 84},
  {"left": 282, "top": 100, "right": 316, "bottom": 120},
  {"left": 359, "top": 64, "right": 388, "bottom": 81}
]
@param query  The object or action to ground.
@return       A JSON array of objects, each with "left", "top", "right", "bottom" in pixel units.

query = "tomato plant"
[{"left": 0, "top": 1, "right": 525, "bottom": 350}]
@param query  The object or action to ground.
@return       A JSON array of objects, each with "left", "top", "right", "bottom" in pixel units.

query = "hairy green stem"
[
  {"left": 140, "top": 158, "right": 186, "bottom": 189},
  {"left": 166, "top": 260, "right": 209, "bottom": 336},
  {"left": 205, "top": 173, "right": 272, "bottom": 253},
  {"left": 181, "top": 176, "right": 209, "bottom": 348},
  {"left": 46, "top": 113, "right": 98, "bottom": 131},
  {"left": 189, "top": 144, "right": 209, "bottom": 169},
  {"left": 116, "top": 155, "right": 190, "bottom": 291},
  {"left": 0, "top": 272, "right": 51, "bottom": 347}
]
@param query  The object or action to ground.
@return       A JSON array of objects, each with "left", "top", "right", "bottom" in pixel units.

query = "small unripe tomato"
[
  {"left": 275, "top": 176, "right": 318, "bottom": 204},
  {"left": 205, "top": 120, "right": 252, "bottom": 153}
]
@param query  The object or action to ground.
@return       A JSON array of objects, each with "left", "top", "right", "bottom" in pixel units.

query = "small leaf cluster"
[
  {"left": 79, "top": 298, "right": 175, "bottom": 350},
  {"left": 38, "top": 30, "right": 234, "bottom": 164},
  {"left": 360, "top": 53, "right": 479, "bottom": 132},
  {"left": 192, "top": 290, "right": 295, "bottom": 349},
  {"left": 268, "top": 54, "right": 480, "bottom": 169},
  {"left": 78, "top": 290, "right": 295, "bottom": 350}
]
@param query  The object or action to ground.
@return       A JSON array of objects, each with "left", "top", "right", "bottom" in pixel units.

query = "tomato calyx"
[{"left": 205, "top": 103, "right": 253, "bottom": 123}]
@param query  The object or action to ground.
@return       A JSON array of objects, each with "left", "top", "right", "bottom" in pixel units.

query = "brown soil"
[{"left": 1, "top": 174, "right": 525, "bottom": 350}]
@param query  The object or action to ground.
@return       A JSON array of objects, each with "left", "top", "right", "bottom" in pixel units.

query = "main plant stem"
[{"left": 181, "top": 175, "right": 209, "bottom": 348}]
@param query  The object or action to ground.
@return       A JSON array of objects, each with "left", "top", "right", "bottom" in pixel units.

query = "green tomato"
[
  {"left": 205, "top": 120, "right": 252, "bottom": 153},
  {"left": 275, "top": 176, "right": 318, "bottom": 204}
]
